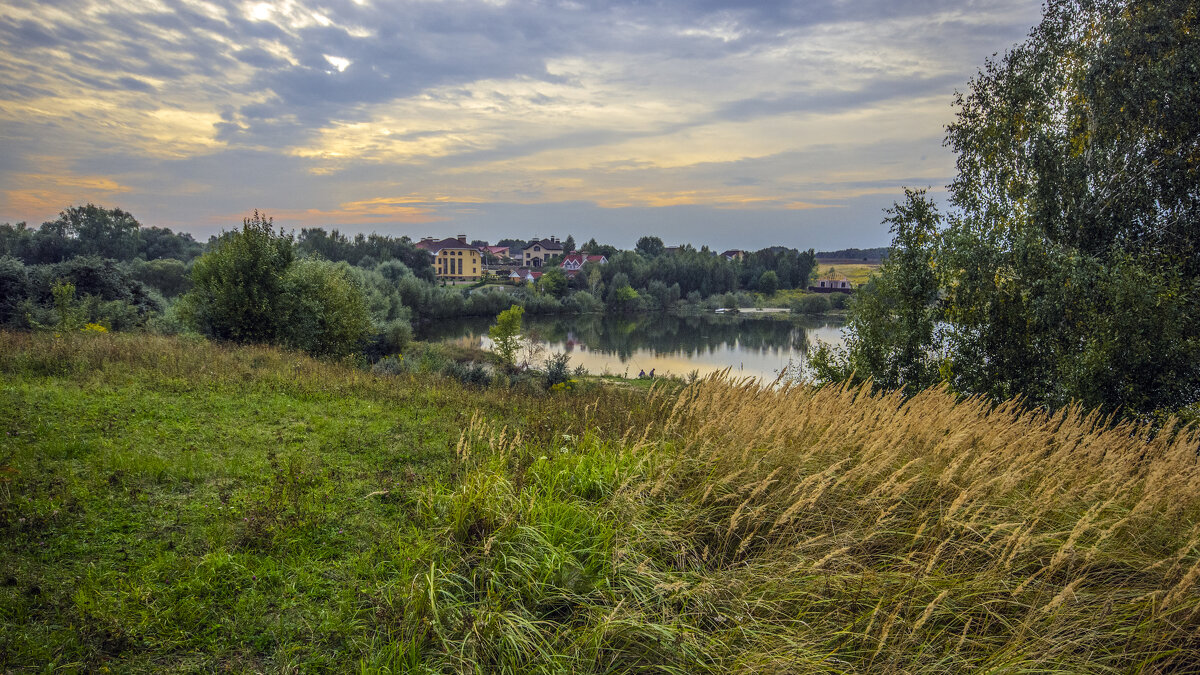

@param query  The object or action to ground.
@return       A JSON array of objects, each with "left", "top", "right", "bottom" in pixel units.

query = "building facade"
[
  {"left": 808, "top": 276, "right": 853, "bottom": 292},
  {"left": 417, "top": 235, "right": 483, "bottom": 280},
  {"left": 522, "top": 237, "right": 564, "bottom": 267}
]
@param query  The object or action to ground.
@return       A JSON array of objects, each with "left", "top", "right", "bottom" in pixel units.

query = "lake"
[{"left": 418, "top": 312, "right": 847, "bottom": 382}]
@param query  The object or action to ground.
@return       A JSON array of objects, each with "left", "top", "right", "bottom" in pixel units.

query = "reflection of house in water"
[{"left": 562, "top": 331, "right": 585, "bottom": 352}]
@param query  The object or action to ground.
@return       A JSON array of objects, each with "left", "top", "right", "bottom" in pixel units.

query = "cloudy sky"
[{"left": 0, "top": 0, "right": 1041, "bottom": 250}]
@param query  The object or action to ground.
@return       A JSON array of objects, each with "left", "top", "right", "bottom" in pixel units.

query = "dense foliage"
[
  {"left": 0, "top": 255, "right": 164, "bottom": 331},
  {"left": 816, "top": 0, "right": 1200, "bottom": 419},
  {"left": 180, "top": 212, "right": 375, "bottom": 358},
  {"left": 296, "top": 228, "right": 434, "bottom": 280},
  {"left": 580, "top": 246, "right": 816, "bottom": 307},
  {"left": 0, "top": 204, "right": 202, "bottom": 264},
  {"left": 815, "top": 246, "right": 889, "bottom": 260}
]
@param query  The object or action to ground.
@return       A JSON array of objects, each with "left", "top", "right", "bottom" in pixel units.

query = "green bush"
[
  {"left": 180, "top": 212, "right": 372, "bottom": 358},
  {"left": 791, "top": 293, "right": 831, "bottom": 315},
  {"left": 544, "top": 352, "right": 572, "bottom": 389},
  {"left": 180, "top": 212, "right": 293, "bottom": 344},
  {"left": 564, "top": 290, "right": 603, "bottom": 313},
  {"left": 278, "top": 258, "right": 373, "bottom": 358},
  {"left": 370, "top": 354, "right": 409, "bottom": 376},
  {"left": 829, "top": 292, "right": 850, "bottom": 310},
  {"left": 489, "top": 305, "right": 525, "bottom": 369},
  {"left": 126, "top": 258, "right": 191, "bottom": 297},
  {"left": 0, "top": 256, "right": 29, "bottom": 326},
  {"left": 367, "top": 317, "right": 414, "bottom": 358},
  {"left": 445, "top": 360, "right": 492, "bottom": 387}
]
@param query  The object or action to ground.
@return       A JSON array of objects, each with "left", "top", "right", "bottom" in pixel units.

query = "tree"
[
  {"left": 809, "top": 190, "right": 944, "bottom": 391},
  {"left": 51, "top": 280, "right": 84, "bottom": 331},
  {"left": 846, "top": 190, "right": 943, "bottom": 391},
  {"left": 279, "top": 259, "right": 373, "bottom": 358},
  {"left": 489, "top": 304, "right": 525, "bottom": 369},
  {"left": 757, "top": 270, "right": 779, "bottom": 296},
  {"left": 296, "top": 228, "right": 433, "bottom": 279},
  {"left": 181, "top": 211, "right": 293, "bottom": 344},
  {"left": 581, "top": 238, "right": 619, "bottom": 258},
  {"left": 636, "top": 236, "right": 665, "bottom": 258},
  {"left": 826, "top": 0, "right": 1200, "bottom": 418},
  {"left": 182, "top": 213, "right": 374, "bottom": 357},
  {"left": 139, "top": 226, "right": 203, "bottom": 262},
  {"left": 939, "top": 0, "right": 1199, "bottom": 416},
  {"left": 49, "top": 204, "right": 143, "bottom": 261},
  {"left": 538, "top": 267, "right": 569, "bottom": 298},
  {"left": 0, "top": 256, "right": 27, "bottom": 326},
  {"left": 127, "top": 258, "right": 191, "bottom": 297},
  {"left": 563, "top": 234, "right": 576, "bottom": 253}
]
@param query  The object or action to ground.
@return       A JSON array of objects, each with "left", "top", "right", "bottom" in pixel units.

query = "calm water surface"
[{"left": 419, "top": 312, "right": 847, "bottom": 382}]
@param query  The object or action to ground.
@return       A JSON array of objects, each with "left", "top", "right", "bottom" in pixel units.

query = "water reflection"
[{"left": 420, "top": 313, "right": 847, "bottom": 382}]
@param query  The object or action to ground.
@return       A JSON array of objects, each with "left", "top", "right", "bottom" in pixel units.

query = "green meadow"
[{"left": 2, "top": 332, "right": 1198, "bottom": 673}]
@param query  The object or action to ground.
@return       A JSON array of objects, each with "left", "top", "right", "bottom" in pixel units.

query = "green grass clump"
[{"left": 2, "top": 331, "right": 1197, "bottom": 672}]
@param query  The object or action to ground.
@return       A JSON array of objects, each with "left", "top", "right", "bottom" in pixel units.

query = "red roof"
[{"left": 559, "top": 254, "right": 607, "bottom": 267}]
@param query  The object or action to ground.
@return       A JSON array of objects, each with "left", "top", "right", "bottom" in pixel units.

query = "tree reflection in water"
[{"left": 419, "top": 313, "right": 847, "bottom": 381}]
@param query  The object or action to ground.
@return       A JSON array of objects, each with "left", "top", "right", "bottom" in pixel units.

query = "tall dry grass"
[{"left": 615, "top": 374, "right": 1200, "bottom": 670}]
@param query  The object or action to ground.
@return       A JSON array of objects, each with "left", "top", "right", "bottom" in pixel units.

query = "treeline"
[
  {"left": 1, "top": 204, "right": 203, "bottom": 264},
  {"left": 814, "top": 0, "right": 1199, "bottom": 422},
  {"left": 1, "top": 203, "right": 824, "bottom": 359},
  {"left": 295, "top": 228, "right": 434, "bottom": 279},
  {"left": 554, "top": 241, "right": 816, "bottom": 312},
  {"left": 815, "top": 247, "right": 888, "bottom": 261}
]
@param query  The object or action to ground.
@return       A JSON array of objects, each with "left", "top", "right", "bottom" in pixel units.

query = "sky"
[{"left": 0, "top": 0, "right": 1042, "bottom": 251}]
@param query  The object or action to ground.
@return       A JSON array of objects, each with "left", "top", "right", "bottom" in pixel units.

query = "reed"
[{"left": 615, "top": 373, "right": 1200, "bottom": 670}]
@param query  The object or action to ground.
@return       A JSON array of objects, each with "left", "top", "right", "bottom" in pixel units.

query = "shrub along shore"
[{"left": 2, "top": 331, "right": 1198, "bottom": 672}]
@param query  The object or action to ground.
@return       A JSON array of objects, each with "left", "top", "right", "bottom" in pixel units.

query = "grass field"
[
  {"left": 815, "top": 262, "right": 880, "bottom": 287},
  {"left": 2, "top": 332, "right": 1198, "bottom": 672}
]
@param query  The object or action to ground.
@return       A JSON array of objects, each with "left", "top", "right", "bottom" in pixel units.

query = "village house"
[
  {"left": 808, "top": 276, "right": 853, "bottom": 292},
  {"left": 521, "top": 237, "right": 564, "bottom": 267},
  {"left": 558, "top": 253, "right": 607, "bottom": 277},
  {"left": 721, "top": 249, "right": 746, "bottom": 262},
  {"left": 416, "top": 235, "right": 483, "bottom": 281},
  {"left": 479, "top": 245, "right": 510, "bottom": 260},
  {"left": 508, "top": 268, "right": 541, "bottom": 284}
]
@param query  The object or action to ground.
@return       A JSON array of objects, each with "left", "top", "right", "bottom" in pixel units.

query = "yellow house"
[{"left": 417, "top": 235, "right": 482, "bottom": 280}]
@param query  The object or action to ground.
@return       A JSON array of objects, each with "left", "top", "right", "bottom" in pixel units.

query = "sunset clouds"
[{"left": 0, "top": 0, "right": 1040, "bottom": 248}]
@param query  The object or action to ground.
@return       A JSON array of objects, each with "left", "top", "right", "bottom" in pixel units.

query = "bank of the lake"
[{"left": 417, "top": 311, "right": 847, "bottom": 382}]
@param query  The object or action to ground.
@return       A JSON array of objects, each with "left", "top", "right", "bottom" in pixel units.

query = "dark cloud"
[
  {"left": 115, "top": 76, "right": 156, "bottom": 93},
  {"left": 234, "top": 47, "right": 288, "bottom": 69},
  {"left": 714, "top": 73, "right": 968, "bottom": 122}
]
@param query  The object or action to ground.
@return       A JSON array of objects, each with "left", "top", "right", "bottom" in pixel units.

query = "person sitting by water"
[
  {"left": 638, "top": 369, "right": 645, "bottom": 378},
  {"left": 649, "top": 368, "right": 655, "bottom": 378}
]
